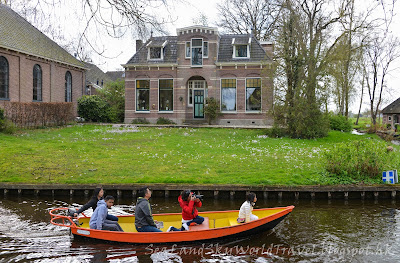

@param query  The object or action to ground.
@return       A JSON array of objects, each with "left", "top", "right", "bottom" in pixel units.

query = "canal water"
[{"left": 0, "top": 195, "right": 399, "bottom": 262}]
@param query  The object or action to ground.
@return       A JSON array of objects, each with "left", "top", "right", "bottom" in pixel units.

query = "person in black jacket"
[{"left": 74, "top": 187, "right": 118, "bottom": 221}]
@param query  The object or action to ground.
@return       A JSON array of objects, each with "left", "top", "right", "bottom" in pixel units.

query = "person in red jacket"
[{"left": 178, "top": 190, "right": 204, "bottom": 231}]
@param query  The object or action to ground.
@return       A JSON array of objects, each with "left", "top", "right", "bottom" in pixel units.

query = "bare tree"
[
  {"left": 364, "top": 34, "right": 400, "bottom": 126},
  {"left": 216, "top": 0, "right": 281, "bottom": 40},
  {"left": 5, "top": 0, "right": 176, "bottom": 60}
]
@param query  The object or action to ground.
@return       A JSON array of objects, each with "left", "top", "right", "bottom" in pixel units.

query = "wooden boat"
[{"left": 50, "top": 206, "right": 294, "bottom": 244}]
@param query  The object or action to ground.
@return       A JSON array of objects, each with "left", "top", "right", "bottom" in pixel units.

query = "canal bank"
[{"left": 2, "top": 183, "right": 400, "bottom": 200}]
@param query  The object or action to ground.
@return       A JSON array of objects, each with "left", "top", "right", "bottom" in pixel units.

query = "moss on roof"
[{"left": 0, "top": 4, "right": 85, "bottom": 69}]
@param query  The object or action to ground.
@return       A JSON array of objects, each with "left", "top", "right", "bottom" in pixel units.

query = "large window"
[
  {"left": 136, "top": 79, "right": 150, "bottom": 111},
  {"left": 159, "top": 79, "right": 173, "bottom": 111},
  {"left": 0, "top": 56, "right": 9, "bottom": 99},
  {"left": 33, "top": 64, "right": 42, "bottom": 101},
  {"left": 246, "top": 78, "right": 261, "bottom": 111},
  {"left": 191, "top": 39, "right": 203, "bottom": 67},
  {"left": 221, "top": 79, "right": 236, "bottom": 112},
  {"left": 65, "top": 71, "right": 72, "bottom": 102}
]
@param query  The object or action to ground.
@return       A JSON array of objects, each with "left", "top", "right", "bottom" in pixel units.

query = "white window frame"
[
  {"left": 147, "top": 40, "right": 167, "bottom": 61},
  {"left": 203, "top": 41, "right": 208, "bottom": 58},
  {"left": 220, "top": 78, "right": 237, "bottom": 113},
  {"left": 233, "top": 44, "right": 250, "bottom": 59},
  {"left": 135, "top": 79, "right": 151, "bottom": 112},
  {"left": 158, "top": 78, "right": 174, "bottom": 112},
  {"left": 245, "top": 77, "right": 262, "bottom": 113},
  {"left": 188, "top": 80, "right": 206, "bottom": 107},
  {"left": 185, "top": 41, "right": 191, "bottom": 59},
  {"left": 191, "top": 38, "right": 203, "bottom": 67}
]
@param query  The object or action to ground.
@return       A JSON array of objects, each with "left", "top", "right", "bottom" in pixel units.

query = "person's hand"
[
  {"left": 73, "top": 213, "right": 78, "bottom": 217},
  {"left": 190, "top": 195, "right": 196, "bottom": 201},
  {"left": 195, "top": 198, "right": 200, "bottom": 202},
  {"left": 154, "top": 220, "right": 158, "bottom": 223}
]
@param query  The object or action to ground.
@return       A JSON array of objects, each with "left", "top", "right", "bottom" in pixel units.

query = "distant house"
[
  {"left": 84, "top": 62, "right": 113, "bottom": 95},
  {"left": 0, "top": 4, "right": 86, "bottom": 113},
  {"left": 382, "top": 97, "right": 400, "bottom": 128},
  {"left": 106, "top": 71, "right": 125, "bottom": 82},
  {"left": 122, "top": 25, "right": 274, "bottom": 125}
]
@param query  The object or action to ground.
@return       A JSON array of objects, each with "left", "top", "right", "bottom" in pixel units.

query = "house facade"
[
  {"left": 0, "top": 4, "right": 86, "bottom": 113},
  {"left": 123, "top": 25, "right": 274, "bottom": 125},
  {"left": 382, "top": 97, "right": 400, "bottom": 128}
]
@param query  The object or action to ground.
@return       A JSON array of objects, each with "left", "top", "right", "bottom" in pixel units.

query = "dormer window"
[
  {"left": 149, "top": 47, "right": 162, "bottom": 59},
  {"left": 147, "top": 40, "right": 167, "bottom": 60},
  {"left": 232, "top": 37, "right": 251, "bottom": 59}
]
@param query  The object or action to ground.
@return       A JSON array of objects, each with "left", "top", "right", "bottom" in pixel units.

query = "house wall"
[
  {"left": 124, "top": 30, "right": 273, "bottom": 126},
  {"left": 383, "top": 114, "right": 400, "bottom": 129},
  {"left": 0, "top": 48, "right": 85, "bottom": 114}
]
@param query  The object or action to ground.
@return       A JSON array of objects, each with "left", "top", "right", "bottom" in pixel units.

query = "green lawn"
[{"left": 0, "top": 125, "right": 396, "bottom": 185}]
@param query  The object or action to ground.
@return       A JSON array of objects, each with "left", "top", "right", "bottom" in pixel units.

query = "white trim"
[
  {"left": 147, "top": 46, "right": 163, "bottom": 61},
  {"left": 176, "top": 25, "right": 218, "bottom": 35},
  {"left": 135, "top": 78, "right": 151, "bottom": 112},
  {"left": 232, "top": 44, "right": 250, "bottom": 59},
  {"left": 203, "top": 41, "right": 209, "bottom": 58},
  {"left": 158, "top": 78, "right": 174, "bottom": 112},
  {"left": 185, "top": 41, "right": 191, "bottom": 59},
  {"left": 245, "top": 77, "right": 262, "bottom": 113},
  {"left": 220, "top": 78, "right": 237, "bottom": 113},
  {"left": 191, "top": 38, "right": 203, "bottom": 67}
]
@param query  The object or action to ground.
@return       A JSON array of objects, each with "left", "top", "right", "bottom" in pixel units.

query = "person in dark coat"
[
  {"left": 74, "top": 187, "right": 118, "bottom": 221},
  {"left": 135, "top": 187, "right": 162, "bottom": 232}
]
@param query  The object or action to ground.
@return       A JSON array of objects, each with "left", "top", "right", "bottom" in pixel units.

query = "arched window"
[
  {"left": 33, "top": 64, "right": 42, "bottom": 101},
  {"left": 65, "top": 71, "right": 72, "bottom": 102},
  {"left": 0, "top": 56, "right": 9, "bottom": 99}
]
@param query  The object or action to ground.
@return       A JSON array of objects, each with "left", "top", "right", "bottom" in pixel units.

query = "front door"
[{"left": 194, "top": 90, "right": 204, "bottom": 118}]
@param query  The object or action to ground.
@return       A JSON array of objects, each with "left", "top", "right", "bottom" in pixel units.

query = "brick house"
[
  {"left": 0, "top": 4, "right": 86, "bottom": 114},
  {"left": 84, "top": 62, "right": 113, "bottom": 96},
  {"left": 382, "top": 97, "right": 400, "bottom": 129},
  {"left": 123, "top": 25, "right": 274, "bottom": 125}
]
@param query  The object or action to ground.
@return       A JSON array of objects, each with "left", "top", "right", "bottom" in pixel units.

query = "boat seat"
[{"left": 189, "top": 217, "right": 209, "bottom": 231}]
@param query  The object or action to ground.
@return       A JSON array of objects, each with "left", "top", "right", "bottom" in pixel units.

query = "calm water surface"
[{"left": 0, "top": 195, "right": 399, "bottom": 262}]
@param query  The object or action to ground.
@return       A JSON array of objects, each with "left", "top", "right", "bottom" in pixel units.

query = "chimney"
[
  {"left": 136, "top": 40, "right": 143, "bottom": 51},
  {"left": 259, "top": 41, "right": 274, "bottom": 58}
]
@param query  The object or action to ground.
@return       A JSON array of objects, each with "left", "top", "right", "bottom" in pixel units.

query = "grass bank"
[{"left": 0, "top": 125, "right": 397, "bottom": 186}]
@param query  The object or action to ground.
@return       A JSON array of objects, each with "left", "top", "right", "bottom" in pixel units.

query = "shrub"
[
  {"left": 78, "top": 95, "right": 110, "bottom": 122},
  {"left": 2, "top": 102, "right": 73, "bottom": 128},
  {"left": 0, "top": 108, "right": 4, "bottom": 130},
  {"left": 386, "top": 123, "right": 392, "bottom": 130},
  {"left": 204, "top": 97, "right": 222, "bottom": 125},
  {"left": 131, "top": 118, "right": 150, "bottom": 124},
  {"left": 156, "top": 117, "right": 176, "bottom": 124},
  {"left": 266, "top": 125, "right": 286, "bottom": 138},
  {"left": 324, "top": 139, "right": 397, "bottom": 180},
  {"left": 329, "top": 114, "right": 353, "bottom": 132},
  {"left": 97, "top": 79, "right": 125, "bottom": 123}
]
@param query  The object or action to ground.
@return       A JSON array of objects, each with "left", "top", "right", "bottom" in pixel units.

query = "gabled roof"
[
  {"left": 217, "top": 34, "right": 269, "bottom": 63},
  {"left": 106, "top": 71, "right": 125, "bottom": 81},
  {"left": 0, "top": 4, "right": 85, "bottom": 69},
  {"left": 125, "top": 30, "right": 271, "bottom": 66},
  {"left": 84, "top": 62, "right": 113, "bottom": 85},
  {"left": 382, "top": 97, "right": 400, "bottom": 114},
  {"left": 126, "top": 36, "right": 178, "bottom": 65}
]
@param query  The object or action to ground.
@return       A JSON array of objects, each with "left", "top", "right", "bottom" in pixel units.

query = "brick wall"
[{"left": 0, "top": 48, "right": 85, "bottom": 115}]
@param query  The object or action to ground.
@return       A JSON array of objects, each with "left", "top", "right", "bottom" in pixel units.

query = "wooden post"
[
  {"left": 278, "top": 192, "right": 283, "bottom": 200},
  {"left": 344, "top": 192, "right": 349, "bottom": 200},
  {"left": 165, "top": 190, "right": 170, "bottom": 198},
  {"left": 294, "top": 192, "right": 299, "bottom": 200},
  {"left": 214, "top": 190, "right": 219, "bottom": 199},
  {"left": 18, "top": 189, "right": 22, "bottom": 195},
  {"left": 310, "top": 192, "right": 315, "bottom": 200},
  {"left": 132, "top": 190, "right": 137, "bottom": 198},
  {"left": 263, "top": 191, "right": 268, "bottom": 200},
  {"left": 84, "top": 190, "right": 89, "bottom": 197},
  {"left": 361, "top": 191, "right": 365, "bottom": 199},
  {"left": 4, "top": 189, "right": 8, "bottom": 195},
  {"left": 34, "top": 189, "right": 39, "bottom": 196},
  {"left": 117, "top": 190, "right": 122, "bottom": 198},
  {"left": 70, "top": 190, "right": 74, "bottom": 196},
  {"left": 374, "top": 192, "right": 379, "bottom": 200},
  {"left": 230, "top": 191, "right": 235, "bottom": 200},
  {"left": 392, "top": 191, "right": 396, "bottom": 199},
  {"left": 327, "top": 192, "right": 332, "bottom": 199}
]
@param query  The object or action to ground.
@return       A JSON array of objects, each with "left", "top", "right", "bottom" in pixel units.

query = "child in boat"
[
  {"left": 178, "top": 190, "right": 204, "bottom": 231},
  {"left": 237, "top": 192, "right": 258, "bottom": 223},
  {"left": 74, "top": 187, "right": 118, "bottom": 222},
  {"left": 89, "top": 195, "right": 123, "bottom": 231}
]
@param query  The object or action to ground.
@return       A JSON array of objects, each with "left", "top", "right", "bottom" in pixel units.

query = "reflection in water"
[{"left": 0, "top": 196, "right": 399, "bottom": 262}]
